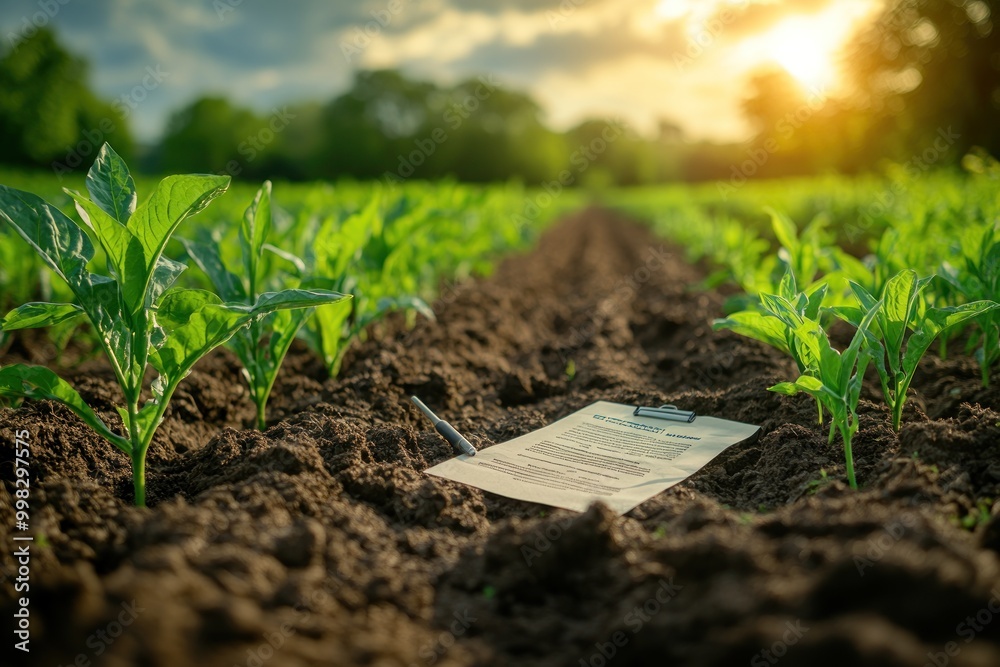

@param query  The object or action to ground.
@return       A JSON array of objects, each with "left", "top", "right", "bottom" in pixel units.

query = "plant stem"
[
  {"left": 132, "top": 452, "right": 146, "bottom": 507},
  {"left": 816, "top": 399, "right": 823, "bottom": 425},
  {"left": 256, "top": 399, "right": 267, "bottom": 431},
  {"left": 891, "top": 400, "right": 903, "bottom": 433},
  {"left": 126, "top": 398, "right": 145, "bottom": 507},
  {"left": 842, "top": 425, "right": 857, "bottom": 490}
]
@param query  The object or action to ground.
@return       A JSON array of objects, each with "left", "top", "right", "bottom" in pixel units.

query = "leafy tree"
[
  {"left": 158, "top": 97, "right": 262, "bottom": 174},
  {"left": 320, "top": 70, "right": 438, "bottom": 180},
  {"left": 0, "top": 28, "right": 132, "bottom": 169},
  {"left": 846, "top": 0, "right": 1000, "bottom": 160}
]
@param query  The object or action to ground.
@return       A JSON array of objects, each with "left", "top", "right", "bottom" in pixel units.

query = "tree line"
[{"left": 2, "top": 0, "right": 998, "bottom": 184}]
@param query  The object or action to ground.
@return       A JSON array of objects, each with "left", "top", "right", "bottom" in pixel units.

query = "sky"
[{"left": 0, "top": 0, "right": 881, "bottom": 143}]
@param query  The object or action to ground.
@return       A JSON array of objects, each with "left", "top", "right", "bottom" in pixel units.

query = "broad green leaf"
[
  {"left": 759, "top": 293, "right": 803, "bottom": 330},
  {"left": 262, "top": 243, "right": 306, "bottom": 276},
  {"left": 903, "top": 301, "right": 1000, "bottom": 376},
  {"left": 790, "top": 318, "right": 824, "bottom": 370},
  {"left": 768, "top": 208, "right": 798, "bottom": 256},
  {"left": 769, "top": 375, "right": 823, "bottom": 396},
  {"left": 234, "top": 289, "right": 351, "bottom": 315},
  {"left": 849, "top": 351, "right": 872, "bottom": 406},
  {"left": 848, "top": 281, "right": 879, "bottom": 313},
  {"left": 0, "top": 365, "right": 130, "bottom": 454},
  {"left": 85, "top": 143, "right": 136, "bottom": 224},
  {"left": 768, "top": 381, "right": 801, "bottom": 396},
  {"left": 794, "top": 375, "right": 825, "bottom": 392},
  {"left": 155, "top": 289, "right": 223, "bottom": 331},
  {"left": 828, "top": 306, "right": 865, "bottom": 328},
  {"left": 0, "top": 185, "right": 94, "bottom": 284},
  {"left": 132, "top": 401, "right": 167, "bottom": 446},
  {"left": 803, "top": 282, "right": 828, "bottom": 321},
  {"left": 241, "top": 181, "right": 272, "bottom": 295},
  {"left": 151, "top": 289, "right": 348, "bottom": 380},
  {"left": 179, "top": 239, "right": 245, "bottom": 302},
  {"left": 713, "top": 312, "right": 791, "bottom": 354},
  {"left": 73, "top": 273, "right": 129, "bottom": 373},
  {"left": 838, "top": 298, "right": 881, "bottom": 393},
  {"left": 361, "top": 295, "right": 435, "bottom": 329},
  {"left": 149, "top": 304, "right": 250, "bottom": 381},
  {"left": 316, "top": 195, "right": 381, "bottom": 278},
  {"left": 66, "top": 191, "right": 132, "bottom": 281},
  {"left": 150, "top": 256, "right": 187, "bottom": 305},
  {"left": 778, "top": 267, "right": 796, "bottom": 301},
  {"left": 1, "top": 302, "right": 83, "bottom": 331},
  {"left": 123, "top": 174, "right": 230, "bottom": 313},
  {"left": 881, "top": 269, "right": 918, "bottom": 362}
]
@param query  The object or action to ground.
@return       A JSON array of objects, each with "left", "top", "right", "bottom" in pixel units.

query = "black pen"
[{"left": 411, "top": 396, "right": 477, "bottom": 457}]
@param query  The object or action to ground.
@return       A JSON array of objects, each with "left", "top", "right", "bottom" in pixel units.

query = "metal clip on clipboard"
[{"left": 633, "top": 404, "right": 696, "bottom": 423}]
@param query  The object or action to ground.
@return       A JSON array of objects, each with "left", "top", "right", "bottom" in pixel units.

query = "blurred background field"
[{"left": 1, "top": 0, "right": 997, "bottom": 186}]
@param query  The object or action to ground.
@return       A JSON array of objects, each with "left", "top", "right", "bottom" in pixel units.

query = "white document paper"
[{"left": 425, "top": 401, "right": 760, "bottom": 515}]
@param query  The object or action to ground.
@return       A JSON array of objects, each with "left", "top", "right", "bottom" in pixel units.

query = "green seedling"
[
  {"left": 941, "top": 225, "right": 1000, "bottom": 386},
  {"left": 832, "top": 269, "right": 998, "bottom": 431},
  {"left": 768, "top": 208, "right": 827, "bottom": 289},
  {"left": 181, "top": 182, "right": 350, "bottom": 429},
  {"left": 304, "top": 196, "right": 432, "bottom": 377},
  {"left": 0, "top": 144, "right": 344, "bottom": 505},
  {"left": 769, "top": 301, "right": 880, "bottom": 490},
  {"left": 714, "top": 268, "right": 829, "bottom": 423}
]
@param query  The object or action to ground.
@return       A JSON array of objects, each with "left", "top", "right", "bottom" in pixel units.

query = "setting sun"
[{"left": 761, "top": 16, "right": 844, "bottom": 90}]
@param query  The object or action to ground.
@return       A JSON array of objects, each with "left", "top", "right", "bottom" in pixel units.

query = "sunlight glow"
[
  {"left": 762, "top": 16, "right": 843, "bottom": 90},
  {"left": 655, "top": 0, "right": 691, "bottom": 21}
]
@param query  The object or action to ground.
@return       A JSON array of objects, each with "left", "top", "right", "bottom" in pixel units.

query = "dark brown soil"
[{"left": 3, "top": 208, "right": 1000, "bottom": 667}]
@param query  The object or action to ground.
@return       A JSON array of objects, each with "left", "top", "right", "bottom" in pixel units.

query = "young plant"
[
  {"left": 941, "top": 225, "right": 1000, "bottom": 386},
  {"left": 303, "top": 196, "right": 432, "bottom": 377},
  {"left": 832, "top": 269, "right": 998, "bottom": 431},
  {"left": 714, "top": 268, "right": 829, "bottom": 423},
  {"left": 181, "top": 182, "right": 350, "bottom": 429},
  {"left": 0, "top": 144, "right": 344, "bottom": 505},
  {"left": 769, "top": 303, "right": 881, "bottom": 490}
]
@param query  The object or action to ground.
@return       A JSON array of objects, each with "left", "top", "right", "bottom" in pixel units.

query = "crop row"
[
  {"left": 0, "top": 145, "right": 572, "bottom": 505},
  {"left": 613, "top": 166, "right": 1000, "bottom": 488}
]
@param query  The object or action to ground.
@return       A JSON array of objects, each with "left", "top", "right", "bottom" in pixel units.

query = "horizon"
[{"left": 1, "top": 0, "right": 880, "bottom": 145}]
